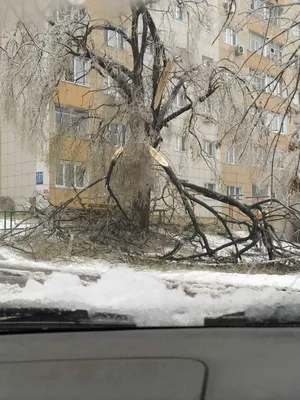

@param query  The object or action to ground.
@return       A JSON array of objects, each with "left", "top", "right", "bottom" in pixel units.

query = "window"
[
  {"left": 265, "top": 112, "right": 288, "bottom": 134},
  {"left": 249, "top": 31, "right": 264, "bottom": 53},
  {"left": 265, "top": 41, "right": 283, "bottom": 61},
  {"left": 55, "top": 161, "right": 87, "bottom": 188},
  {"left": 249, "top": 69, "right": 265, "bottom": 90},
  {"left": 56, "top": 163, "right": 64, "bottom": 186},
  {"left": 202, "top": 56, "right": 213, "bottom": 67},
  {"left": 252, "top": 183, "right": 269, "bottom": 198},
  {"left": 249, "top": 0, "right": 264, "bottom": 16},
  {"left": 292, "top": 90, "right": 300, "bottom": 106},
  {"left": 272, "top": 78, "right": 282, "bottom": 96},
  {"left": 264, "top": 74, "right": 273, "bottom": 93},
  {"left": 294, "top": 123, "right": 300, "bottom": 140},
  {"left": 293, "top": 23, "right": 300, "bottom": 37},
  {"left": 104, "top": 124, "right": 126, "bottom": 146},
  {"left": 269, "top": 114, "right": 280, "bottom": 132},
  {"left": 103, "top": 75, "right": 121, "bottom": 99},
  {"left": 265, "top": 5, "right": 283, "bottom": 27},
  {"left": 227, "top": 185, "right": 243, "bottom": 199},
  {"left": 75, "top": 164, "right": 86, "bottom": 188},
  {"left": 249, "top": 32, "right": 283, "bottom": 60},
  {"left": 279, "top": 79, "right": 287, "bottom": 98},
  {"left": 291, "top": 55, "right": 300, "bottom": 69},
  {"left": 104, "top": 26, "right": 126, "bottom": 49},
  {"left": 175, "top": 3, "right": 184, "bottom": 20},
  {"left": 174, "top": 91, "right": 187, "bottom": 108},
  {"left": 55, "top": 106, "right": 88, "bottom": 136},
  {"left": 248, "top": 0, "right": 260, "bottom": 10},
  {"left": 204, "top": 183, "right": 216, "bottom": 191},
  {"left": 278, "top": 115, "right": 288, "bottom": 134},
  {"left": 226, "top": 146, "right": 236, "bottom": 164},
  {"left": 249, "top": 0, "right": 283, "bottom": 26},
  {"left": 74, "top": 57, "right": 89, "bottom": 85},
  {"left": 204, "top": 140, "right": 215, "bottom": 157},
  {"left": 64, "top": 56, "right": 89, "bottom": 86},
  {"left": 264, "top": 75, "right": 281, "bottom": 95},
  {"left": 223, "top": 27, "right": 237, "bottom": 45},
  {"left": 260, "top": 75, "right": 286, "bottom": 97},
  {"left": 175, "top": 135, "right": 186, "bottom": 151}
]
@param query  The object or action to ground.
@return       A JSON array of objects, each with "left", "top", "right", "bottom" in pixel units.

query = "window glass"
[
  {"left": 56, "top": 163, "right": 64, "bottom": 186},
  {"left": 65, "top": 163, "right": 75, "bottom": 187}
]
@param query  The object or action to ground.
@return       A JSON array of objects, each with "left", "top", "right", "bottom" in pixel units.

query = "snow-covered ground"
[{"left": 0, "top": 246, "right": 299, "bottom": 327}]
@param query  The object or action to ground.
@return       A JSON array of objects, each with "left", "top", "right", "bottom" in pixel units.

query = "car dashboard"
[{"left": 0, "top": 327, "right": 299, "bottom": 399}]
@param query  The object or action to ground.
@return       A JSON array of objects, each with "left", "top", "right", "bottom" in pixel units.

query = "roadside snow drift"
[{"left": 0, "top": 267, "right": 299, "bottom": 327}]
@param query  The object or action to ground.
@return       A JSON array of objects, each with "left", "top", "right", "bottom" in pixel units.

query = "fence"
[{"left": 0, "top": 211, "right": 33, "bottom": 232}]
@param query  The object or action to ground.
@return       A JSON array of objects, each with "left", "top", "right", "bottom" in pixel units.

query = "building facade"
[{"left": 0, "top": 0, "right": 299, "bottom": 234}]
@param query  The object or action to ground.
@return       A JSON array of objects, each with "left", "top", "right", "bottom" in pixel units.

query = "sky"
[
  {"left": 0, "top": 0, "right": 84, "bottom": 30},
  {"left": 0, "top": 0, "right": 134, "bottom": 30},
  {"left": 0, "top": 0, "right": 160, "bottom": 30}
]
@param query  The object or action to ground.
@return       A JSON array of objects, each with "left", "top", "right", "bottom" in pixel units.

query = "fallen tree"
[
  {"left": 1, "top": 145, "right": 300, "bottom": 266},
  {"left": 0, "top": 1, "right": 300, "bottom": 265}
]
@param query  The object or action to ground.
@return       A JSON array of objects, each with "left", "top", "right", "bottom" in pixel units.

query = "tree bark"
[{"left": 133, "top": 188, "right": 151, "bottom": 232}]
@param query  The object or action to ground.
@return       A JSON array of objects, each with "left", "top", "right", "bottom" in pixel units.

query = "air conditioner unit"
[
  {"left": 235, "top": 45, "right": 244, "bottom": 56},
  {"left": 223, "top": 2, "right": 236, "bottom": 13}
]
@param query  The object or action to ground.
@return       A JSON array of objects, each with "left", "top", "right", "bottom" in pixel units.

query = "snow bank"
[
  {"left": 0, "top": 267, "right": 298, "bottom": 327},
  {"left": 153, "top": 270, "right": 300, "bottom": 291},
  {"left": 0, "top": 246, "right": 113, "bottom": 277},
  {"left": 0, "top": 244, "right": 299, "bottom": 327}
]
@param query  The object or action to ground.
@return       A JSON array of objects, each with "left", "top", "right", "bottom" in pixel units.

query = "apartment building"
[
  {"left": 0, "top": 0, "right": 222, "bottom": 218},
  {"left": 0, "top": 0, "right": 299, "bottom": 233},
  {"left": 219, "top": 0, "right": 300, "bottom": 208},
  {"left": 149, "top": 0, "right": 221, "bottom": 220}
]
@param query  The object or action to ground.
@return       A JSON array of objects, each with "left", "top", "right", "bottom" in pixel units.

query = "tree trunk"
[{"left": 133, "top": 189, "right": 151, "bottom": 232}]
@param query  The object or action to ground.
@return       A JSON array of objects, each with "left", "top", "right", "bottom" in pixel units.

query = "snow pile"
[
  {"left": 0, "top": 243, "right": 299, "bottom": 327},
  {"left": 154, "top": 270, "right": 300, "bottom": 292},
  {"left": 0, "top": 267, "right": 298, "bottom": 327},
  {"left": 0, "top": 246, "right": 117, "bottom": 279}
]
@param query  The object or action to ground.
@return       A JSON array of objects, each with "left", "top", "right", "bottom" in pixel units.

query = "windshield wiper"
[
  {"left": 0, "top": 308, "right": 136, "bottom": 333},
  {"left": 204, "top": 310, "right": 300, "bottom": 328}
]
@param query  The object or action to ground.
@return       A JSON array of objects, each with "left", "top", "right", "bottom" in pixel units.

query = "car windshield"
[{"left": 0, "top": 0, "right": 299, "bottom": 328}]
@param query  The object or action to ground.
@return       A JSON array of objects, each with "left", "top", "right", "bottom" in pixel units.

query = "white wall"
[{"left": 0, "top": 129, "right": 37, "bottom": 209}]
